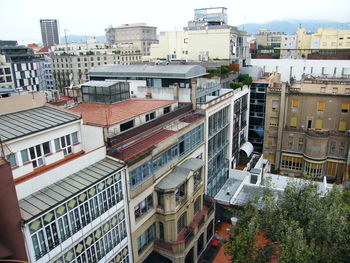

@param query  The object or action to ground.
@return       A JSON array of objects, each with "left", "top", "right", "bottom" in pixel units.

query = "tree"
[
  {"left": 230, "top": 82, "right": 244, "bottom": 90},
  {"left": 238, "top": 74, "right": 253, "bottom": 86},
  {"left": 224, "top": 183, "right": 350, "bottom": 263}
]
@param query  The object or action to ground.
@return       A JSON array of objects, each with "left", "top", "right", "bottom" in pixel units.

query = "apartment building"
[
  {"left": 150, "top": 7, "right": 249, "bottom": 65},
  {"left": 263, "top": 73, "right": 350, "bottom": 183},
  {"left": 105, "top": 23, "right": 158, "bottom": 56},
  {"left": 0, "top": 54, "right": 14, "bottom": 97},
  {"left": 69, "top": 79, "right": 215, "bottom": 263},
  {"left": 89, "top": 64, "right": 250, "bottom": 197},
  {"left": 0, "top": 93, "right": 132, "bottom": 263},
  {"left": 51, "top": 49, "right": 142, "bottom": 90},
  {"left": 40, "top": 19, "right": 60, "bottom": 46},
  {"left": 0, "top": 42, "right": 46, "bottom": 91}
]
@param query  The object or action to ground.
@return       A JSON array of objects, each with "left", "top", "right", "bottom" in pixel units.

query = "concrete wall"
[{"left": 0, "top": 92, "right": 46, "bottom": 115}]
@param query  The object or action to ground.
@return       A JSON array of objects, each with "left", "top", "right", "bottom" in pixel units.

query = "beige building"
[
  {"left": 297, "top": 27, "right": 350, "bottom": 50},
  {"left": 263, "top": 73, "right": 350, "bottom": 183},
  {"left": 105, "top": 23, "right": 158, "bottom": 56},
  {"left": 150, "top": 28, "right": 248, "bottom": 64},
  {"left": 52, "top": 48, "right": 142, "bottom": 90}
]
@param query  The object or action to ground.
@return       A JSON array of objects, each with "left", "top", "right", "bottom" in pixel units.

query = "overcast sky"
[{"left": 1, "top": 0, "right": 349, "bottom": 44}]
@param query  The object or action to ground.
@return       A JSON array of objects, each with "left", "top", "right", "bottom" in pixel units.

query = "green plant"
[
  {"left": 220, "top": 65, "right": 230, "bottom": 74},
  {"left": 238, "top": 74, "right": 253, "bottom": 86},
  {"left": 229, "top": 82, "right": 243, "bottom": 90},
  {"left": 271, "top": 53, "right": 280, "bottom": 59},
  {"left": 112, "top": 50, "right": 121, "bottom": 54},
  {"left": 207, "top": 68, "right": 221, "bottom": 74}
]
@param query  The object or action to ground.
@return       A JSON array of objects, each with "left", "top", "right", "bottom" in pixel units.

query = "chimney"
[
  {"left": 191, "top": 79, "right": 197, "bottom": 110},
  {"left": 173, "top": 82, "right": 179, "bottom": 101}
]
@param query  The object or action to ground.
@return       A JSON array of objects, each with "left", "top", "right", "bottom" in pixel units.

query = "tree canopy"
[{"left": 224, "top": 183, "right": 350, "bottom": 263}]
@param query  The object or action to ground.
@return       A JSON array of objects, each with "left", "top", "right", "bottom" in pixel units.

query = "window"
[
  {"left": 177, "top": 212, "right": 186, "bottom": 234},
  {"left": 330, "top": 141, "right": 336, "bottom": 154},
  {"left": 120, "top": 120, "right": 134, "bottom": 132},
  {"left": 158, "top": 222, "right": 164, "bottom": 240},
  {"left": 317, "top": 101, "right": 325, "bottom": 111},
  {"left": 290, "top": 116, "right": 297, "bottom": 127},
  {"left": 6, "top": 153, "right": 17, "bottom": 167},
  {"left": 145, "top": 112, "right": 155, "bottom": 122},
  {"left": 29, "top": 145, "right": 44, "bottom": 168},
  {"left": 298, "top": 138, "right": 304, "bottom": 151},
  {"left": 272, "top": 100, "right": 279, "bottom": 110},
  {"left": 341, "top": 103, "right": 349, "bottom": 113},
  {"left": 193, "top": 169, "right": 202, "bottom": 189},
  {"left": 292, "top": 99, "right": 299, "bottom": 107},
  {"left": 175, "top": 183, "right": 186, "bottom": 203},
  {"left": 345, "top": 88, "right": 350, "bottom": 95},
  {"left": 307, "top": 119, "right": 312, "bottom": 129},
  {"left": 72, "top": 132, "right": 79, "bottom": 144},
  {"left": 339, "top": 142, "right": 345, "bottom": 155},
  {"left": 134, "top": 194, "right": 153, "bottom": 220},
  {"left": 315, "top": 119, "right": 323, "bottom": 130},
  {"left": 194, "top": 196, "right": 201, "bottom": 214},
  {"left": 163, "top": 106, "right": 171, "bottom": 114},
  {"left": 339, "top": 120, "right": 347, "bottom": 131},
  {"left": 137, "top": 223, "right": 156, "bottom": 254},
  {"left": 21, "top": 149, "right": 29, "bottom": 163},
  {"left": 55, "top": 135, "right": 72, "bottom": 155},
  {"left": 281, "top": 155, "right": 302, "bottom": 171},
  {"left": 332, "top": 87, "right": 338, "bottom": 94}
]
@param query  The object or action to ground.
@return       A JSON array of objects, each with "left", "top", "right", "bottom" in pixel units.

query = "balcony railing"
[
  {"left": 154, "top": 199, "right": 215, "bottom": 253},
  {"left": 285, "top": 127, "right": 350, "bottom": 138}
]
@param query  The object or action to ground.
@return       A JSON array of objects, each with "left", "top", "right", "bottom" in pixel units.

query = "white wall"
[
  {"left": 250, "top": 59, "right": 350, "bottom": 82},
  {"left": 16, "top": 146, "right": 106, "bottom": 199}
]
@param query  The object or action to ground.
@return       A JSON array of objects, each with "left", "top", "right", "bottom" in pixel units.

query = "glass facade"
[
  {"left": 51, "top": 212, "right": 128, "bottom": 263},
  {"left": 249, "top": 83, "right": 267, "bottom": 151},
  {"left": 129, "top": 124, "right": 204, "bottom": 188},
  {"left": 207, "top": 107, "right": 229, "bottom": 197},
  {"left": 28, "top": 171, "right": 124, "bottom": 260},
  {"left": 82, "top": 82, "right": 130, "bottom": 104}
]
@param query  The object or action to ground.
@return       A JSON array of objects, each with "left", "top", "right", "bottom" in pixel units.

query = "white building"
[
  {"left": 250, "top": 59, "right": 350, "bottom": 82},
  {"left": 1, "top": 93, "right": 132, "bottom": 263}
]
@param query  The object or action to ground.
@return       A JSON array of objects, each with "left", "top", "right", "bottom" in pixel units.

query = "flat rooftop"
[
  {"left": 81, "top": 80, "right": 121, "bottom": 87},
  {"left": 89, "top": 64, "right": 207, "bottom": 79},
  {"left": 0, "top": 106, "right": 81, "bottom": 142},
  {"left": 69, "top": 98, "right": 175, "bottom": 126}
]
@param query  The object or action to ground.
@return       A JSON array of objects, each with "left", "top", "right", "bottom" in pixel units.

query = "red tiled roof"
[
  {"left": 69, "top": 98, "right": 176, "bottom": 126},
  {"left": 55, "top": 96, "right": 73, "bottom": 102},
  {"left": 253, "top": 79, "right": 269, "bottom": 83},
  {"left": 37, "top": 46, "right": 51, "bottom": 53},
  {"left": 112, "top": 128, "right": 176, "bottom": 161},
  {"left": 180, "top": 113, "right": 203, "bottom": 123}
]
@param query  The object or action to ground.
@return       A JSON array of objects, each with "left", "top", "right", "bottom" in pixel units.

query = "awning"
[{"left": 240, "top": 142, "right": 254, "bottom": 157}]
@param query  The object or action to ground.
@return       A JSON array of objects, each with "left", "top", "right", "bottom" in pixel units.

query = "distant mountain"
[
  {"left": 238, "top": 20, "right": 350, "bottom": 35},
  {"left": 60, "top": 35, "right": 106, "bottom": 43}
]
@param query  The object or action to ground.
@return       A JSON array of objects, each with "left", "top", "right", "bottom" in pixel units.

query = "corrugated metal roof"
[
  {"left": 81, "top": 80, "right": 121, "bottom": 87},
  {"left": 19, "top": 158, "right": 124, "bottom": 221},
  {"left": 156, "top": 158, "right": 204, "bottom": 190},
  {"left": 0, "top": 106, "right": 81, "bottom": 142},
  {"left": 89, "top": 64, "right": 207, "bottom": 79}
]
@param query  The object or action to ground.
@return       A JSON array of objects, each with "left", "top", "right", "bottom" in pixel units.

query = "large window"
[
  {"left": 28, "top": 171, "right": 124, "bottom": 260},
  {"left": 27, "top": 142, "right": 51, "bottom": 168},
  {"left": 194, "top": 195, "right": 201, "bottom": 214},
  {"left": 129, "top": 124, "right": 204, "bottom": 188},
  {"left": 177, "top": 212, "right": 186, "bottom": 234},
  {"left": 6, "top": 153, "right": 17, "bottom": 167},
  {"left": 175, "top": 183, "right": 186, "bottom": 203},
  {"left": 48, "top": 213, "right": 128, "bottom": 263},
  {"left": 193, "top": 169, "right": 202, "bottom": 190},
  {"left": 137, "top": 223, "right": 156, "bottom": 254},
  {"left": 120, "top": 120, "right": 134, "bottom": 132},
  {"left": 281, "top": 155, "right": 302, "bottom": 171},
  {"left": 145, "top": 112, "right": 155, "bottom": 122},
  {"left": 134, "top": 194, "right": 153, "bottom": 221}
]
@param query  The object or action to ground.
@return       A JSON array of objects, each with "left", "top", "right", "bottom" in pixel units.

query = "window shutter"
[
  {"left": 315, "top": 119, "right": 323, "bottom": 130},
  {"left": 317, "top": 101, "right": 325, "bottom": 111},
  {"left": 339, "top": 120, "right": 347, "bottom": 131},
  {"left": 290, "top": 116, "right": 297, "bottom": 127}
]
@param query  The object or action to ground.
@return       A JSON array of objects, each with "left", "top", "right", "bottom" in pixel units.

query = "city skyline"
[{"left": 1, "top": 0, "right": 350, "bottom": 45}]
